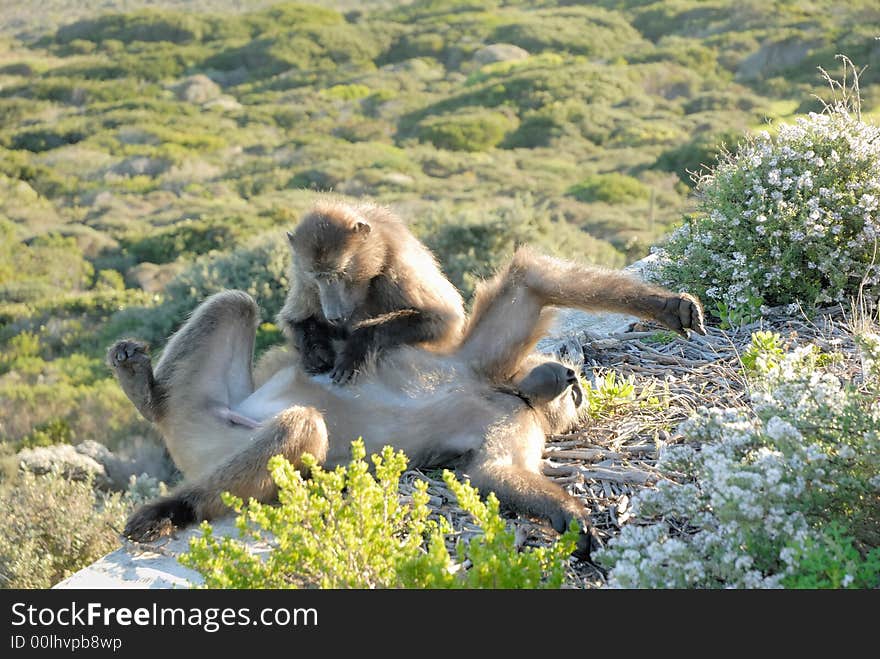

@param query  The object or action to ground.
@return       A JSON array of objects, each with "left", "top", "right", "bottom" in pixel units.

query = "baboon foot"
[
  {"left": 123, "top": 496, "right": 196, "bottom": 543},
  {"left": 657, "top": 293, "right": 706, "bottom": 337},
  {"left": 107, "top": 339, "right": 152, "bottom": 373}
]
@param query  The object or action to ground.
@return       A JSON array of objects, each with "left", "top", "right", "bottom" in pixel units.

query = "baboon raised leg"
[
  {"left": 153, "top": 290, "right": 259, "bottom": 417},
  {"left": 460, "top": 246, "right": 706, "bottom": 381},
  {"left": 124, "top": 405, "right": 328, "bottom": 542},
  {"left": 107, "top": 340, "right": 163, "bottom": 423},
  {"left": 109, "top": 291, "right": 266, "bottom": 479},
  {"left": 108, "top": 290, "right": 260, "bottom": 426}
]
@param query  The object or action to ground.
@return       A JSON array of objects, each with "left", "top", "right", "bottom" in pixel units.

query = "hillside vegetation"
[{"left": 0, "top": 0, "right": 878, "bottom": 587}]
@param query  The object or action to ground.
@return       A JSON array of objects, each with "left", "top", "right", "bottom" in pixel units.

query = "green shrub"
[
  {"left": 781, "top": 523, "right": 880, "bottom": 589},
  {"left": 568, "top": 173, "right": 650, "bottom": 204},
  {"left": 492, "top": 7, "right": 645, "bottom": 58},
  {"left": 654, "top": 129, "right": 743, "bottom": 185},
  {"left": 417, "top": 196, "right": 624, "bottom": 298},
  {"left": 0, "top": 471, "right": 129, "bottom": 589},
  {"left": 0, "top": 231, "right": 94, "bottom": 303},
  {"left": 122, "top": 216, "right": 276, "bottom": 265},
  {"left": 654, "top": 99, "right": 880, "bottom": 319},
  {"left": 10, "top": 128, "right": 86, "bottom": 153},
  {"left": 597, "top": 331, "right": 880, "bottom": 588},
  {"left": 416, "top": 109, "right": 519, "bottom": 152},
  {"left": 104, "top": 234, "right": 290, "bottom": 348},
  {"left": 182, "top": 440, "right": 577, "bottom": 588},
  {"left": 55, "top": 10, "right": 206, "bottom": 45}
]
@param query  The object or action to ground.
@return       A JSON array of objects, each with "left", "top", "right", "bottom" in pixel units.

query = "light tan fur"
[{"left": 111, "top": 247, "right": 705, "bottom": 555}]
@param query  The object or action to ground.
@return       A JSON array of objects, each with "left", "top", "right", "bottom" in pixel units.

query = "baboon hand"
[
  {"left": 123, "top": 496, "right": 195, "bottom": 543},
  {"left": 301, "top": 339, "right": 335, "bottom": 375},
  {"left": 107, "top": 339, "right": 151, "bottom": 372},
  {"left": 330, "top": 342, "right": 367, "bottom": 385},
  {"left": 657, "top": 293, "right": 706, "bottom": 337}
]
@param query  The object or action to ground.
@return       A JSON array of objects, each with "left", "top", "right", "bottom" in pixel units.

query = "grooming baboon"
[
  {"left": 109, "top": 247, "right": 705, "bottom": 558},
  {"left": 278, "top": 201, "right": 465, "bottom": 384}
]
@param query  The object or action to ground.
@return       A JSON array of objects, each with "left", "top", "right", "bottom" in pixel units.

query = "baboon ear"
[
  {"left": 353, "top": 220, "right": 371, "bottom": 235},
  {"left": 285, "top": 230, "right": 297, "bottom": 249}
]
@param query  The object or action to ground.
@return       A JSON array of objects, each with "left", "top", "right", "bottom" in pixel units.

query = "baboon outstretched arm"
[
  {"left": 125, "top": 405, "right": 328, "bottom": 542},
  {"left": 460, "top": 246, "right": 705, "bottom": 380},
  {"left": 331, "top": 308, "right": 450, "bottom": 383}
]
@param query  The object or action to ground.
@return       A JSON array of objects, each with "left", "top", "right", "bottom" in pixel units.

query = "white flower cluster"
[
  {"left": 654, "top": 108, "right": 880, "bottom": 316},
  {"left": 597, "top": 337, "right": 880, "bottom": 589}
]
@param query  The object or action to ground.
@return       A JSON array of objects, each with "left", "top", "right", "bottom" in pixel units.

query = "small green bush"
[
  {"left": 654, "top": 130, "right": 742, "bottom": 185},
  {"left": 182, "top": 440, "right": 577, "bottom": 588},
  {"left": 597, "top": 331, "right": 880, "bottom": 588},
  {"left": 568, "top": 173, "right": 650, "bottom": 204},
  {"left": 654, "top": 102, "right": 880, "bottom": 319},
  {"left": 0, "top": 471, "right": 129, "bottom": 589},
  {"left": 416, "top": 110, "right": 519, "bottom": 152},
  {"left": 417, "top": 196, "right": 624, "bottom": 298}
]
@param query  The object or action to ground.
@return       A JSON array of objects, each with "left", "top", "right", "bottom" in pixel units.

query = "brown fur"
[
  {"left": 110, "top": 247, "right": 706, "bottom": 558},
  {"left": 278, "top": 200, "right": 465, "bottom": 383}
]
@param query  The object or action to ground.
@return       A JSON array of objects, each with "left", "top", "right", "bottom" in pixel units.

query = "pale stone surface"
[
  {"left": 57, "top": 256, "right": 657, "bottom": 589},
  {"left": 473, "top": 43, "right": 530, "bottom": 66},
  {"left": 54, "top": 520, "right": 236, "bottom": 589},
  {"left": 19, "top": 442, "right": 112, "bottom": 490}
]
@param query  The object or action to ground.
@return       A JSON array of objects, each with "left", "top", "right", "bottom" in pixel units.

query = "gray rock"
[
  {"left": 111, "top": 156, "right": 169, "bottom": 178},
  {"left": 473, "top": 43, "right": 530, "bottom": 66},
  {"left": 18, "top": 444, "right": 111, "bottom": 490},
  {"left": 172, "top": 74, "right": 222, "bottom": 104},
  {"left": 127, "top": 261, "right": 184, "bottom": 293}
]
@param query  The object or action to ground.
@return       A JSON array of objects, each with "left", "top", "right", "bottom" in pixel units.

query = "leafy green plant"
[
  {"left": 0, "top": 471, "right": 130, "bottom": 589},
  {"left": 567, "top": 173, "right": 650, "bottom": 204},
  {"left": 182, "top": 440, "right": 577, "bottom": 588},
  {"left": 598, "top": 331, "right": 880, "bottom": 588},
  {"left": 417, "top": 109, "right": 519, "bottom": 152},
  {"left": 781, "top": 523, "right": 880, "bottom": 589},
  {"left": 655, "top": 67, "right": 880, "bottom": 317},
  {"left": 583, "top": 371, "right": 636, "bottom": 418},
  {"left": 740, "top": 330, "right": 786, "bottom": 375}
]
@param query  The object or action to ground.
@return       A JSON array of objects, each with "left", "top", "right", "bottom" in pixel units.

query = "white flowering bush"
[
  {"left": 597, "top": 333, "right": 880, "bottom": 588},
  {"left": 654, "top": 105, "right": 880, "bottom": 322}
]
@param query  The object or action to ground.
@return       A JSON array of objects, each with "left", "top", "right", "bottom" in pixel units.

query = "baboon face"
[
  {"left": 514, "top": 357, "right": 586, "bottom": 434},
  {"left": 312, "top": 271, "right": 370, "bottom": 325},
  {"left": 288, "top": 207, "right": 382, "bottom": 325}
]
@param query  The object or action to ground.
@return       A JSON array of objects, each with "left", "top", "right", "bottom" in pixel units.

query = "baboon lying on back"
[
  {"left": 109, "top": 247, "right": 705, "bottom": 558},
  {"left": 278, "top": 201, "right": 465, "bottom": 384}
]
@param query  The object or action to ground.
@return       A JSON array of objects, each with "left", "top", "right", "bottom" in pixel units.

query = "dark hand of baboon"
[
  {"left": 656, "top": 293, "right": 706, "bottom": 337},
  {"left": 301, "top": 335, "right": 336, "bottom": 375},
  {"left": 291, "top": 318, "right": 337, "bottom": 375},
  {"left": 573, "top": 527, "right": 597, "bottom": 563},
  {"left": 330, "top": 331, "right": 370, "bottom": 384}
]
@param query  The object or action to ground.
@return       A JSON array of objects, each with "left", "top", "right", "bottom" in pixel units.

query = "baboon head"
[
  {"left": 513, "top": 356, "right": 587, "bottom": 434},
  {"left": 288, "top": 203, "right": 386, "bottom": 325}
]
